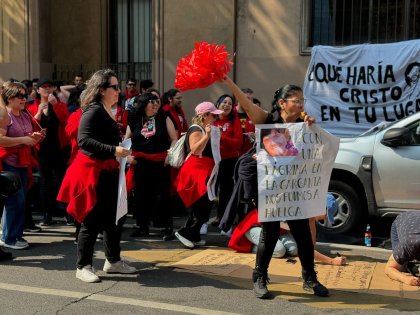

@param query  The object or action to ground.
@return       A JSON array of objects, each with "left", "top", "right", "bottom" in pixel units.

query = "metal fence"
[{"left": 52, "top": 62, "right": 152, "bottom": 84}]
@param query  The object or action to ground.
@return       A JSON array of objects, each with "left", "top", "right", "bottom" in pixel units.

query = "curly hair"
[{"left": 81, "top": 69, "right": 117, "bottom": 109}]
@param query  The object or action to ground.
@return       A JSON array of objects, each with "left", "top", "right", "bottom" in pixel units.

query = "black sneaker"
[
  {"left": 0, "top": 248, "right": 13, "bottom": 261},
  {"left": 303, "top": 276, "right": 329, "bottom": 297},
  {"left": 252, "top": 270, "right": 270, "bottom": 299},
  {"left": 162, "top": 229, "right": 175, "bottom": 241}
]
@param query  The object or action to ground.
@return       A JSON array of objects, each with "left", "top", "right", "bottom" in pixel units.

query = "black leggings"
[
  {"left": 255, "top": 218, "right": 315, "bottom": 280},
  {"left": 77, "top": 170, "right": 123, "bottom": 268},
  {"left": 177, "top": 194, "right": 213, "bottom": 242}
]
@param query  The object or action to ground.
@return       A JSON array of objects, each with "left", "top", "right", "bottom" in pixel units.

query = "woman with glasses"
[
  {"left": 221, "top": 76, "right": 329, "bottom": 299},
  {"left": 126, "top": 92, "right": 178, "bottom": 240},
  {"left": 174, "top": 102, "right": 223, "bottom": 249},
  {"left": 58, "top": 69, "right": 136, "bottom": 283},
  {"left": 0, "top": 81, "right": 43, "bottom": 250}
]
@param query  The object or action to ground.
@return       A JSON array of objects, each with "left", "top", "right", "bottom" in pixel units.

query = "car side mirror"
[{"left": 381, "top": 128, "right": 411, "bottom": 147}]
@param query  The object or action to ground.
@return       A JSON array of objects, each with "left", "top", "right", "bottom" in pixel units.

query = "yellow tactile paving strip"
[{"left": 123, "top": 248, "right": 420, "bottom": 311}]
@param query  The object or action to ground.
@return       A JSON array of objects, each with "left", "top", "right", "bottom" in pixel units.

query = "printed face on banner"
[{"left": 256, "top": 123, "right": 339, "bottom": 222}]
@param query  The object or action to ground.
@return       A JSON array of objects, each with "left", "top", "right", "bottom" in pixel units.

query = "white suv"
[{"left": 318, "top": 111, "right": 420, "bottom": 235}]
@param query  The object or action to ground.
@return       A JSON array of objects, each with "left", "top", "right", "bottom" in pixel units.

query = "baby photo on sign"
[{"left": 260, "top": 128, "right": 299, "bottom": 157}]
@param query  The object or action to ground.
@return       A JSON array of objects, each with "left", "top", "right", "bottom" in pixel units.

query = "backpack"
[{"left": 167, "top": 124, "right": 205, "bottom": 168}]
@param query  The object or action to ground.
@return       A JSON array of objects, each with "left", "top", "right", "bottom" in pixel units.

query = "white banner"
[
  {"left": 256, "top": 123, "right": 339, "bottom": 222},
  {"left": 304, "top": 40, "right": 420, "bottom": 138}
]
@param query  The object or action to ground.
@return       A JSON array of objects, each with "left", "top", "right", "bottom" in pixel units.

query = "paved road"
[{"left": 0, "top": 213, "right": 418, "bottom": 315}]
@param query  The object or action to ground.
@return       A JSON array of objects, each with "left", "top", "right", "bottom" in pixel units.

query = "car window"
[{"left": 406, "top": 121, "right": 420, "bottom": 145}]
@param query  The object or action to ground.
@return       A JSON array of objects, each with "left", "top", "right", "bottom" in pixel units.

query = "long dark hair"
[
  {"left": 215, "top": 94, "right": 236, "bottom": 122},
  {"left": 81, "top": 69, "right": 117, "bottom": 109},
  {"left": 271, "top": 85, "right": 302, "bottom": 113},
  {"left": 128, "top": 92, "right": 160, "bottom": 126},
  {"left": 162, "top": 88, "right": 180, "bottom": 105}
]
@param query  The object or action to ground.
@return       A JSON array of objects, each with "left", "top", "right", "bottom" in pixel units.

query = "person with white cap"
[{"left": 174, "top": 101, "right": 223, "bottom": 249}]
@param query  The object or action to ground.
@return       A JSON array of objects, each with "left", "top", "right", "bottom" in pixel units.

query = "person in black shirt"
[
  {"left": 125, "top": 92, "right": 177, "bottom": 240},
  {"left": 222, "top": 76, "right": 329, "bottom": 298},
  {"left": 58, "top": 69, "right": 136, "bottom": 283},
  {"left": 385, "top": 212, "right": 420, "bottom": 286}
]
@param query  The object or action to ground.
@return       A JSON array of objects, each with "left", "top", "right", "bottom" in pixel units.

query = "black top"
[
  {"left": 265, "top": 112, "right": 304, "bottom": 124},
  {"left": 185, "top": 125, "right": 212, "bottom": 158},
  {"left": 39, "top": 103, "right": 60, "bottom": 156},
  {"left": 129, "top": 112, "right": 170, "bottom": 153},
  {"left": 78, "top": 102, "right": 120, "bottom": 160},
  {"left": 392, "top": 212, "right": 420, "bottom": 264}
]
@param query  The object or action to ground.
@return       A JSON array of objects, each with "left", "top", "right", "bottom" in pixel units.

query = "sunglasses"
[
  {"left": 107, "top": 84, "right": 120, "bottom": 91},
  {"left": 15, "top": 92, "right": 28, "bottom": 100},
  {"left": 127, "top": 83, "right": 135, "bottom": 86}
]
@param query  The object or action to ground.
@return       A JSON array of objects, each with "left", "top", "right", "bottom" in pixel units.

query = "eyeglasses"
[
  {"left": 15, "top": 92, "right": 28, "bottom": 100},
  {"left": 107, "top": 84, "right": 120, "bottom": 91},
  {"left": 285, "top": 99, "right": 305, "bottom": 105}
]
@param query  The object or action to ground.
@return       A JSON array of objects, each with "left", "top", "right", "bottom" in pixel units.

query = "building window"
[
  {"left": 301, "top": 0, "right": 420, "bottom": 54},
  {"left": 109, "top": 0, "right": 152, "bottom": 80}
]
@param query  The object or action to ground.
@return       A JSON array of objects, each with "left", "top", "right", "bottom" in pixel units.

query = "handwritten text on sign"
[{"left": 256, "top": 123, "right": 339, "bottom": 222}]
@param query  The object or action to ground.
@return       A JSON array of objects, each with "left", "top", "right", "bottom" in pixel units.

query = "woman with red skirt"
[{"left": 174, "top": 102, "right": 223, "bottom": 249}]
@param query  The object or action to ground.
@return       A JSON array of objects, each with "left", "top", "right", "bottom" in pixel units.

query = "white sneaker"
[
  {"left": 174, "top": 232, "right": 194, "bottom": 249},
  {"left": 1, "top": 239, "right": 29, "bottom": 250},
  {"left": 103, "top": 259, "right": 137, "bottom": 274},
  {"left": 193, "top": 240, "right": 206, "bottom": 246},
  {"left": 76, "top": 265, "right": 100, "bottom": 283},
  {"left": 199, "top": 224, "right": 208, "bottom": 235}
]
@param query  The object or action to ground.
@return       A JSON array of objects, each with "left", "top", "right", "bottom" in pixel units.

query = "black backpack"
[{"left": 0, "top": 171, "right": 21, "bottom": 197}]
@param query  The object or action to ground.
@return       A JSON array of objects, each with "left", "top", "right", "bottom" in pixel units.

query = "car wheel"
[{"left": 317, "top": 179, "right": 363, "bottom": 235}]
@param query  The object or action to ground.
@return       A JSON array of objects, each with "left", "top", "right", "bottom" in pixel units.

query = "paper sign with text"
[{"left": 256, "top": 123, "right": 339, "bottom": 222}]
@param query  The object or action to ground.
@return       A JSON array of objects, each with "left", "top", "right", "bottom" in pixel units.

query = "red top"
[
  {"left": 214, "top": 114, "right": 243, "bottom": 159},
  {"left": 162, "top": 104, "right": 188, "bottom": 138},
  {"left": 27, "top": 99, "right": 70, "bottom": 148},
  {"left": 57, "top": 151, "right": 119, "bottom": 223},
  {"left": 236, "top": 109, "right": 255, "bottom": 154},
  {"left": 65, "top": 109, "right": 82, "bottom": 164}
]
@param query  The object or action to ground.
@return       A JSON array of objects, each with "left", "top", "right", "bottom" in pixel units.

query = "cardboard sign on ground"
[{"left": 171, "top": 249, "right": 420, "bottom": 300}]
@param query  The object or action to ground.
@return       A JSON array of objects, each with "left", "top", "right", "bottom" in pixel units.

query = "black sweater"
[{"left": 78, "top": 102, "right": 120, "bottom": 160}]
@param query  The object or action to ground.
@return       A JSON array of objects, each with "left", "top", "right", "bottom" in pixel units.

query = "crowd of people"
[{"left": 0, "top": 69, "right": 418, "bottom": 295}]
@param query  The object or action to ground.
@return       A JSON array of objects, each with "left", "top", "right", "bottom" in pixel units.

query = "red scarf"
[
  {"left": 162, "top": 104, "right": 188, "bottom": 137},
  {"left": 0, "top": 146, "right": 38, "bottom": 189},
  {"left": 57, "top": 152, "right": 119, "bottom": 223}
]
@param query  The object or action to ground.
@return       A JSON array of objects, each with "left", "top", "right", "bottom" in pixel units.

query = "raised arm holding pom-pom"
[{"left": 221, "top": 76, "right": 316, "bottom": 126}]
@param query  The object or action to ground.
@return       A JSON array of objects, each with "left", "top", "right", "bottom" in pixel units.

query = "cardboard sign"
[{"left": 255, "top": 123, "right": 339, "bottom": 222}]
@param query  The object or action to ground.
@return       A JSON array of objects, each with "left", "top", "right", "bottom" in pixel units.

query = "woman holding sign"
[
  {"left": 58, "top": 69, "right": 136, "bottom": 283},
  {"left": 221, "top": 77, "right": 329, "bottom": 299}
]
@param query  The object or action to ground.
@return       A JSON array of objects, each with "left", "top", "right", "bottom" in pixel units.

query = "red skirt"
[
  {"left": 175, "top": 155, "right": 214, "bottom": 208},
  {"left": 57, "top": 152, "right": 119, "bottom": 223}
]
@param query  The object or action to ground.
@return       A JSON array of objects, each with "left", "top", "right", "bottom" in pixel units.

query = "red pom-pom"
[{"left": 175, "top": 41, "right": 233, "bottom": 92}]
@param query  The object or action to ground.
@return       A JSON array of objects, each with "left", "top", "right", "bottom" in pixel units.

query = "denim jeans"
[
  {"left": 2, "top": 164, "right": 27, "bottom": 244},
  {"left": 246, "top": 226, "right": 298, "bottom": 258}
]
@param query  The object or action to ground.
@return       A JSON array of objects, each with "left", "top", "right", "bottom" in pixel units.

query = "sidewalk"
[{"left": 6, "top": 213, "right": 419, "bottom": 312}]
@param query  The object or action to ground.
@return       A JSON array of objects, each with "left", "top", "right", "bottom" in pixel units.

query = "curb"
[{"left": 317, "top": 242, "right": 391, "bottom": 253}]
